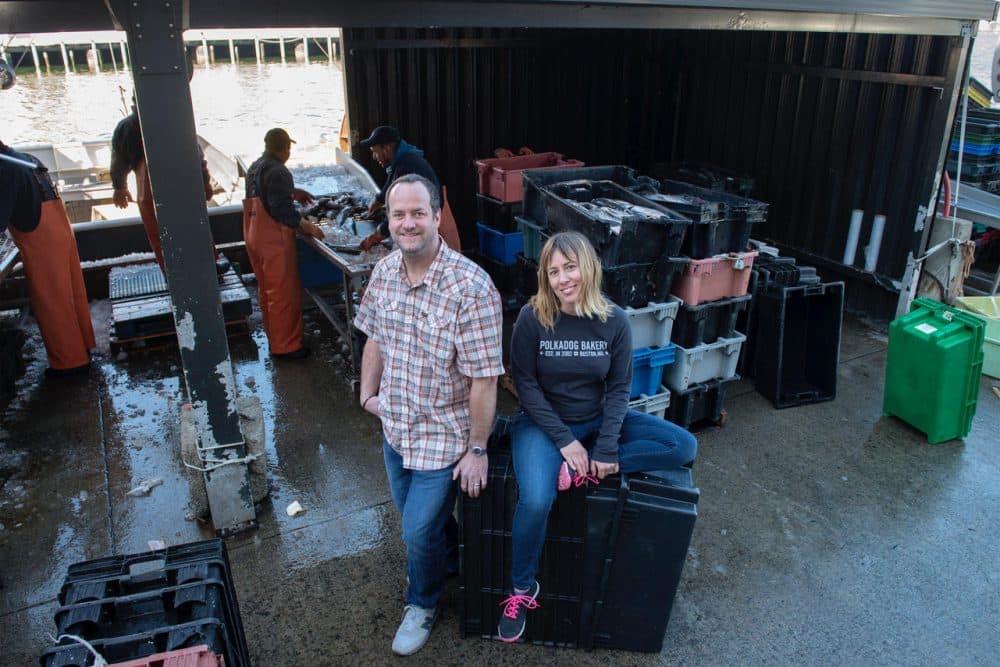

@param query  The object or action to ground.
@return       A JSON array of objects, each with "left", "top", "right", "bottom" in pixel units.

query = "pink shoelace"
[
  {"left": 499, "top": 592, "right": 540, "bottom": 619},
  {"left": 558, "top": 462, "right": 601, "bottom": 491}
]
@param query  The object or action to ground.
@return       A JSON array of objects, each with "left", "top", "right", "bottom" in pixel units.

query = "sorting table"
[{"left": 301, "top": 226, "right": 388, "bottom": 374}]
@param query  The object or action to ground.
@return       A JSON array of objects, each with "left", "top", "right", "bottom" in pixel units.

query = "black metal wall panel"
[{"left": 343, "top": 27, "right": 963, "bottom": 316}]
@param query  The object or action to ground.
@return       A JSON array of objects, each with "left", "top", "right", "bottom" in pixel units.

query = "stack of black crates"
[
  {"left": 649, "top": 180, "right": 764, "bottom": 428},
  {"left": 40, "top": 539, "right": 249, "bottom": 667},
  {"left": 460, "top": 426, "right": 700, "bottom": 651},
  {"left": 739, "top": 249, "right": 846, "bottom": 409}
]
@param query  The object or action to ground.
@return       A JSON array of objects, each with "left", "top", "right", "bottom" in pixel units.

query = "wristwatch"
[{"left": 469, "top": 445, "right": 487, "bottom": 457}]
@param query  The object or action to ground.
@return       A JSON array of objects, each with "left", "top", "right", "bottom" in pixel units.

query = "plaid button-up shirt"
[{"left": 354, "top": 238, "right": 504, "bottom": 470}]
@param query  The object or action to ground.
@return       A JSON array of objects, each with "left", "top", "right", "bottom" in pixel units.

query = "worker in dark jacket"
[
  {"left": 110, "top": 103, "right": 214, "bottom": 271},
  {"left": 243, "top": 128, "right": 324, "bottom": 360},
  {"left": 0, "top": 141, "right": 95, "bottom": 376},
  {"left": 358, "top": 126, "right": 461, "bottom": 252}
]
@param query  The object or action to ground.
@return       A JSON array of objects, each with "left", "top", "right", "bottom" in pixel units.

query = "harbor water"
[{"left": 1, "top": 60, "right": 347, "bottom": 167}]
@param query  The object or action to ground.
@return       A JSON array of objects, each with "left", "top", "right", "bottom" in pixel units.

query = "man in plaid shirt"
[{"left": 354, "top": 174, "right": 504, "bottom": 656}]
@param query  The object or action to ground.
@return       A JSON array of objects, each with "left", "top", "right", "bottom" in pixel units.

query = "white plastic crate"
[
  {"left": 663, "top": 333, "right": 745, "bottom": 392},
  {"left": 628, "top": 385, "right": 671, "bottom": 419},
  {"left": 625, "top": 297, "right": 681, "bottom": 349}
]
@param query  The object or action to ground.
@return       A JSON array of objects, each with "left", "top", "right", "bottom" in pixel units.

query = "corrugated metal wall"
[{"left": 343, "top": 27, "right": 964, "bottom": 316}]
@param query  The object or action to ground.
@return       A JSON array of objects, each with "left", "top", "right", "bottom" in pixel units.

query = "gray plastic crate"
[
  {"left": 663, "top": 333, "right": 745, "bottom": 392},
  {"left": 628, "top": 385, "right": 671, "bottom": 419},
  {"left": 625, "top": 297, "right": 681, "bottom": 349}
]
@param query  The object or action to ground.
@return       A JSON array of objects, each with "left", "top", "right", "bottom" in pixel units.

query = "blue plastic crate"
[
  {"left": 296, "top": 238, "right": 343, "bottom": 289},
  {"left": 477, "top": 222, "right": 524, "bottom": 265},
  {"left": 949, "top": 139, "right": 996, "bottom": 157},
  {"left": 631, "top": 344, "right": 677, "bottom": 398}
]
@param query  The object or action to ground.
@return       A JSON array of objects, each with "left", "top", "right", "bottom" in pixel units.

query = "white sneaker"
[{"left": 391, "top": 604, "right": 438, "bottom": 656}]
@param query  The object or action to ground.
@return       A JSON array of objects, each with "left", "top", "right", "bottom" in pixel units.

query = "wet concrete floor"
[{"left": 1, "top": 302, "right": 998, "bottom": 666}]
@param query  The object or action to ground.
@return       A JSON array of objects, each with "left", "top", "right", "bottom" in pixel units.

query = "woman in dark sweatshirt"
[{"left": 498, "top": 231, "right": 697, "bottom": 643}]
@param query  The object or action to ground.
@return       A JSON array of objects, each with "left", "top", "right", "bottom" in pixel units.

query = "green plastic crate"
[
  {"left": 955, "top": 296, "right": 1000, "bottom": 379},
  {"left": 883, "top": 298, "right": 985, "bottom": 443}
]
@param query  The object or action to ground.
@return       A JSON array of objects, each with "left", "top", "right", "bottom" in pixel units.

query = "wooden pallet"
[
  {"left": 110, "top": 318, "right": 250, "bottom": 355},
  {"left": 111, "top": 270, "right": 251, "bottom": 340}
]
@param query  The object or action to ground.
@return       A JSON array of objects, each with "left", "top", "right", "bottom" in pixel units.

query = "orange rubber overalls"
[
  {"left": 134, "top": 157, "right": 164, "bottom": 270},
  {"left": 439, "top": 186, "right": 462, "bottom": 252},
  {"left": 242, "top": 183, "right": 303, "bottom": 355},
  {"left": 9, "top": 186, "right": 95, "bottom": 370}
]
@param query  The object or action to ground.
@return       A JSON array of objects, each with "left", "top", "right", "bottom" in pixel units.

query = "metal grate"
[{"left": 109, "top": 263, "right": 167, "bottom": 299}]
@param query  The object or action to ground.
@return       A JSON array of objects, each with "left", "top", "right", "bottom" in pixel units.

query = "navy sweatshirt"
[{"left": 510, "top": 303, "right": 633, "bottom": 463}]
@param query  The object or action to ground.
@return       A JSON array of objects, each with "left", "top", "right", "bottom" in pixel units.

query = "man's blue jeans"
[
  {"left": 509, "top": 409, "right": 697, "bottom": 591},
  {"left": 383, "top": 440, "right": 457, "bottom": 609}
]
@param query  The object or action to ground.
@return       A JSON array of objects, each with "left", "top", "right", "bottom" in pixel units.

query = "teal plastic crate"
[{"left": 516, "top": 216, "right": 549, "bottom": 262}]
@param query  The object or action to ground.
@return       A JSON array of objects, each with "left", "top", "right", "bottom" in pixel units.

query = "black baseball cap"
[
  {"left": 265, "top": 128, "right": 296, "bottom": 151},
  {"left": 360, "top": 126, "right": 401, "bottom": 147}
]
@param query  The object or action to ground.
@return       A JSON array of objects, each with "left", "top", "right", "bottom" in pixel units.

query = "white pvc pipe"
[
  {"left": 865, "top": 214, "right": 886, "bottom": 272},
  {"left": 843, "top": 209, "right": 863, "bottom": 265}
]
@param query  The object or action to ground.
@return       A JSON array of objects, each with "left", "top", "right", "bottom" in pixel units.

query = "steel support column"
[{"left": 106, "top": 0, "right": 255, "bottom": 534}]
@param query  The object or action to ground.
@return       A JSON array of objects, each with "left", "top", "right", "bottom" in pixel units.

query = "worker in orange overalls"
[
  {"left": 243, "top": 128, "right": 324, "bottom": 360},
  {"left": 109, "top": 101, "right": 216, "bottom": 272},
  {"left": 357, "top": 126, "right": 461, "bottom": 253},
  {"left": 0, "top": 141, "right": 95, "bottom": 377}
]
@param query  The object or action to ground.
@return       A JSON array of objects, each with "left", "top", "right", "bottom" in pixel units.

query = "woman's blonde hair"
[{"left": 530, "top": 231, "right": 614, "bottom": 330}]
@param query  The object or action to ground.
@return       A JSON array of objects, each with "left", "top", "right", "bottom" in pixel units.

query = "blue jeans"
[
  {"left": 383, "top": 440, "right": 458, "bottom": 609},
  {"left": 509, "top": 409, "right": 697, "bottom": 591}
]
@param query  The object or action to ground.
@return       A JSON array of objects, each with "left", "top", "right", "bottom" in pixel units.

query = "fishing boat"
[{"left": 12, "top": 134, "right": 244, "bottom": 223}]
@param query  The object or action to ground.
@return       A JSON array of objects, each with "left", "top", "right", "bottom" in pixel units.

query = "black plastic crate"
[
  {"left": 753, "top": 256, "right": 800, "bottom": 290},
  {"left": 522, "top": 165, "right": 647, "bottom": 224},
  {"left": 602, "top": 257, "right": 685, "bottom": 309},
  {"left": 544, "top": 180, "right": 690, "bottom": 264},
  {"left": 755, "top": 281, "right": 844, "bottom": 409},
  {"left": 651, "top": 162, "right": 755, "bottom": 197},
  {"left": 515, "top": 253, "right": 539, "bottom": 298},
  {"left": 474, "top": 252, "right": 519, "bottom": 297},
  {"left": 666, "top": 376, "right": 739, "bottom": 429},
  {"left": 736, "top": 270, "right": 760, "bottom": 377},
  {"left": 659, "top": 179, "right": 768, "bottom": 226},
  {"left": 671, "top": 293, "right": 752, "bottom": 348},
  {"left": 581, "top": 474, "right": 698, "bottom": 652},
  {"left": 59, "top": 539, "right": 247, "bottom": 666},
  {"left": 460, "top": 433, "right": 590, "bottom": 648},
  {"left": 476, "top": 193, "right": 523, "bottom": 233},
  {"left": 54, "top": 580, "right": 235, "bottom": 647},
  {"left": 41, "top": 618, "right": 237, "bottom": 667}
]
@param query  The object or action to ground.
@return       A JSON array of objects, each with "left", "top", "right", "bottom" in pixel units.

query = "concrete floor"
[{"left": 1, "top": 302, "right": 998, "bottom": 666}]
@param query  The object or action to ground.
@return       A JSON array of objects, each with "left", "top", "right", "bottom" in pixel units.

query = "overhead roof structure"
[{"left": 1, "top": 1, "right": 997, "bottom": 36}]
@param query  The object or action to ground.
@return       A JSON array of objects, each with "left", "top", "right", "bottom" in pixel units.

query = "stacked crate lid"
[
  {"left": 948, "top": 109, "right": 1000, "bottom": 192},
  {"left": 40, "top": 539, "right": 248, "bottom": 667},
  {"left": 740, "top": 244, "right": 845, "bottom": 409}
]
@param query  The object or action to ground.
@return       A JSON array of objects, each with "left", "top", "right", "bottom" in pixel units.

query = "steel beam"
[
  {"left": 105, "top": 0, "right": 255, "bottom": 535},
  {"left": 0, "top": 1, "right": 988, "bottom": 36}
]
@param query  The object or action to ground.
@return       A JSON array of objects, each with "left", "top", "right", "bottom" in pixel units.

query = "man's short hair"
[
  {"left": 264, "top": 128, "right": 296, "bottom": 153},
  {"left": 385, "top": 174, "right": 441, "bottom": 215}
]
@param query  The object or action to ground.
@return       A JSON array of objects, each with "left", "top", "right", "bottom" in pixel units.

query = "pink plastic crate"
[
  {"left": 109, "top": 645, "right": 225, "bottom": 667},
  {"left": 474, "top": 152, "right": 584, "bottom": 203},
  {"left": 671, "top": 251, "right": 758, "bottom": 305}
]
